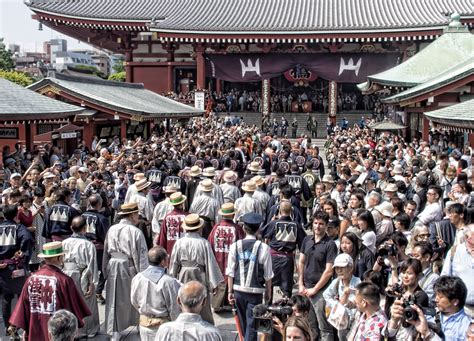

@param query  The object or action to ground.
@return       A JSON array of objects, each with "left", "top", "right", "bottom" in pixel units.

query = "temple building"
[
  {"left": 26, "top": 0, "right": 473, "bottom": 120},
  {"left": 361, "top": 14, "right": 473, "bottom": 144}
]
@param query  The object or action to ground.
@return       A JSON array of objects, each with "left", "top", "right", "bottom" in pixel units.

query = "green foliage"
[
  {"left": 0, "top": 45, "right": 14, "bottom": 71},
  {"left": 73, "top": 64, "right": 106, "bottom": 78},
  {"left": 108, "top": 71, "right": 126, "bottom": 82},
  {"left": 0, "top": 70, "right": 34, "bottom": 87},
  {"left": 112, "top": 58, "right": 125, "bottom": 73}
]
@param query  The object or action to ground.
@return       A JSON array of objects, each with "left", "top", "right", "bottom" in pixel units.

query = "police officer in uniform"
[
  {"left": 226, "top": 212, "right": 273, "bottom": 341},
  {"left": 0, "top": 205, "right": 32, "bottom": 337}
]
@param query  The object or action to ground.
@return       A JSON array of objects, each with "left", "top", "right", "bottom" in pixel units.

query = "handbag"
[{"left": 327, "top": 302, "right": 349, "bottom": 330}]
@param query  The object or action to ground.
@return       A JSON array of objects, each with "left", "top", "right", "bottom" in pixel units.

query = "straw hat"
[
  {"left": 203, "top": 167, "right": 216, "bottom": 177},
  {"left": 183, "top": 213, "right": 204, "bottom": 231},
  {"left": 163, "top": 185, "right": 178, "bottom": 194},
  {"left": 135, "top": 179, "right": 151, "bottom": 192},
  {"left": 321, "top": 174, "right": 335, "bottom": 184},
  {"left": 199, "top": 179, "right": 214, "bottom": 192},
  {"left": 252, "top": 175, "right": 265, "bottom": 187},
  {"left": 381, "top": 205, "right": 393, "bottom": 218},
  {"left": 118, "top": 202, "right": 139, "bottom": 216},
  {"left": 190, "top": 166, "right": 202, "bottom": 177},
  {"left": 219, "top": 203, "right": 236, "bottom": 217},
  {"left": 384, "top": 183, "right": 398, "bottom": 192},
  {"left": 392, "top": 165, "right": 403, "bottom": 175},
  {"left": 223, "top": 171, "right": 238, "bottom": 183},
  {"left": 133, "top": 173, "right": 146, "bottom": 181},
  {"left": 248, "top": 161, "right": 261, "bottom": 172},
  {"left": 169, "top": 192, "right": 187, "bottom": 206},
  {"left": 242, "top": 180, "right": 257, "bottom": 192},
  {"left": 38, "top": 241, "right": 65, "bottom": 258}
]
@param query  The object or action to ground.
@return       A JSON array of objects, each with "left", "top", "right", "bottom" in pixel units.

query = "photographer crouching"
[{"left": 386, "top": 275, "right": 471, "bottom": 340}]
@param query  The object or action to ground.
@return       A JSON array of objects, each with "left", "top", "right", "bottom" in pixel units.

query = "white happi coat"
[
  {"left": 151, "top": 198, "right": 173, "bottom": 234},
  {"left": 131, "top": 266, "right": 182, "bottom": 341},
  {"left": 62, "top": 234, "right": 100, "bottom": 337},
  {"left": 124, "top": 184, "right": 138, "bottom": 204},
  {"left": 253, "top": 188, "right": 271, "bottom": 216},
  {"left": 103, "top": 218, "right": 149, "bottom": 334}
]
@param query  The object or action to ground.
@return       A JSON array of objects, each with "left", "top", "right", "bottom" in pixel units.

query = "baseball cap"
[
  {"left": 10, "top": 173, "right": 21, "bottom": 179},
  {"left": 333, "top": 253, "right": 354, "bottom": 268}
]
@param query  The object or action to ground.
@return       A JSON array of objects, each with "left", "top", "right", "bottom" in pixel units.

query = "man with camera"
[
  {"left": 386, "top": 276, "right": 471, "bottom": 340},
  {"left": 226, "top": 212, "right": 273, "bottom": 341}
]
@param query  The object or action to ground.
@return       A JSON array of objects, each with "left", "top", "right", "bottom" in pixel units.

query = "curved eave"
[
  {"left": 383, "top": 72, "right": 474, "bottom": 105},
  {"left": 30, "top": 9, "right": 462, "bottom": 42},
  {"left": 0, "top": 112, "right": 78, "bottom": 120},
  {"left": 425, "top": 117, "right": 474, "bottom": 132},
  {"left": 30, "top": 80, "right": 203, "bottom": 119}
]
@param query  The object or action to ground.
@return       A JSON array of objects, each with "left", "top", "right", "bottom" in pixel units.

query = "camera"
[
  {"left": 376, "top": 243, "right": 398, "bottom": 259},
  {"left": 386, "top": 285, "right": 436, "bottom": 322},
  {"left": 253, "top": 300, "right": 293, "bottom": 334}
]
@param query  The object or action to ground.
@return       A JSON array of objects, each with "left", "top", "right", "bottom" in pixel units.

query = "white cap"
[
  {"left": 332, "top": 253, "right": 354, "bottom": 268},
  {"left": 10, "top": 173, "right": 21, "bottom": 179}
]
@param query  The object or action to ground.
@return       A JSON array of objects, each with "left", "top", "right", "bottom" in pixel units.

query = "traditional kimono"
[
  {"left": 124, "top": 183, "right": 138, "bottom": 204},
  {"left": 234, "top": 193, "right": 261, "bottom": 222},
  {"left": 9, "top": 264, "right": 91, "bottom": 341},
  {"left": 151, "top": 198, "right": 173, "bottom": 235},
  {"left": 103, "top": 218, "right": 149, "bottom": 335},
  {"left": 253, "top": 189, "right": 271, "bottom": 216},
  {"left": 189, "top": 193, "right": 220, "bottom": 223},
  {"left": 219, "top": 182, "right": 242, "bottom": 203},
  {"left": 157, "top": 208, "right": 188, "bottom": 254},
  {"left": 130, "top": 266, "right": 182, "bottom": 340},
  {"left": 193, "top": 183, "right": 224, "bottom": 208},
  {"left": 62, "top": 234, "right": 100, "bottom": 337},
  {"left": 169, "top": 232, "right": 224, "bottom": 325},
  {"left": 130, "top": 192, "right": 154, "bottom": 222},
  {"left": 156, "top": 313, "right": 223, "bottom": 341}
]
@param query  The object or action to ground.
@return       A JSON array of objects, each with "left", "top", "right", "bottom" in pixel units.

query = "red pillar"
[
  {"left": 120, "top": 119, "right": 127, "bottom": 140},
  {"left": 468, "top": 133, "right": 474, "bottom": 148},
  {"left": 125, "top": 51, "right": 133, "bottom": 83},
  {"left": 196, "top": 45, "right": 206, "bottom": 90},
  {"left": 83, "top": 122, "right": 95, "bottom": 148},
  {"left": 167, "top": 64, "right": 173, "bottom": 92},
  {"left": 216, "top": 79, "right": 222, "bottom": 94}
]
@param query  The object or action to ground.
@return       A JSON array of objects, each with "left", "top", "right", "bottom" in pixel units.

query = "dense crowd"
[{"left": 0, "top": 113, "right": 473, "bottom": 341}]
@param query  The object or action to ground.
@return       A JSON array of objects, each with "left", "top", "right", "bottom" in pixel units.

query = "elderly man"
[
  {"left": 235, "top": 180, "right": 261, "bottom": 222},
  {"left": 131, "top": 246, "right": 181, "bottom": 340},
  {"left": 219, "top": 171, "right": 241, "bottom": 204},
  {"left": 47, "top": 310, "right": 78, "bottom": 341},
  {"left": 190, "top": 179, "right": 220, "bottom": 238},
  {"left": 208, "top": 203, "right": 245, "bottom": 311},
  {"left": 9, "top": 242, "right": 91, "bottom": 341},
  {"left": 156, "top": 281, "right": 222, "bottom": 340},
  {"left": 62, "top": 216, "right": 100, "bottom": 338},
  {"left": 157, "top": 192, "right": 189, "bottom": 254},
  {"left": 193, "top": 167, "right": 224, "bottom": 207},
  {"left": 103, "top": 202, "right": 149, "bottom": 340},
  {"left": 169, "top": 214, "right": 224, "bottom": 325}
]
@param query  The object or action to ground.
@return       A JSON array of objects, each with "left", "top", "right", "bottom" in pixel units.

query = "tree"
[
  {"left": 112, "top": 57, "right": 125, "bottom": 74},
  {"left": 0, "top": 39, "right": 14, "bottom": 71},
  {"left": 108, "top": 71, "right": 126, "bottom": 82},
  {"left": 0, "top": 70, "right": 34, "bottom": 87}
]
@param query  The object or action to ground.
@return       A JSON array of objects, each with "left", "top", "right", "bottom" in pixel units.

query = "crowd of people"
[{"left": 0, "top": 112, "right": 473, "bottom": 341}]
